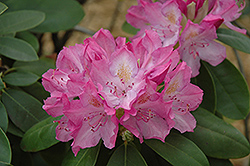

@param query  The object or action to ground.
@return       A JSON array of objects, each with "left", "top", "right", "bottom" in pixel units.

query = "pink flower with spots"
[
  {"left": 179, "top": 20, "right": 226, "bottom": 77},
  {"left": 120, "top": 81, "right": 175, "bottom": 143},
  {"left": 163, "top": 62, "right": 203, "bottom": 133},
  {"left": 42, "top": 28, "right": 203, "bottom": 155},
  {"left": 126, "top": 0, "right": 182, "bottom": 46}
]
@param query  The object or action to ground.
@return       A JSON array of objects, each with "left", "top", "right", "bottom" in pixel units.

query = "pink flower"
[
  {"left": 120, "top": 81, "right": 175, "bottom": 143},
  {"left": 126, "top": 0, "right": 182, "bottom": 46},
  {"left": 179, "top": 20, "right": 226, "bottom": 77},
  {"left": 63, "top": 81, "right": 119, "bottom": 156},
  {"left": 163, "top": 62, "right": 203, "bottom": 133},
  {"left": 210, "top": 0, "right": 246, "bottom": 34}
]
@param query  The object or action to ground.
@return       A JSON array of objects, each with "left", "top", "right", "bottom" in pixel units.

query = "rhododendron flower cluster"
[
  {"left": 42, "top": 29, "right": 203, "bottom": 155},
  {"left": 126, "top": 0, "right": 246, "bottom": 76}
]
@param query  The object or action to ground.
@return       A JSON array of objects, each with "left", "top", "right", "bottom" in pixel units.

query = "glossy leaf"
[
  {"left": 0, "top": 128, "right": 11, "bottom": 165},
  {"left": 7, "top": 120, "right": 24, "bottom": 137},
  {"left": 3, "top": 0, "right": 84, "bottom": 32},
  {"left": 122, "top": 21, "right": 140, "bottom": 35},
  {"left": 0, "top": 36, "right": 38, "bottom": 61},
  {"left": 62, "top": 143, "right": 101, "bottom": 166},
  {"left": 3, "top": 71, "right": 40, "bottom": 86},
  {"left": 192, "top": 61, "right": 216, "bottom": 113},
  {"left": 20, "top": 116, "right": 61, "bottom": 152},
  {"left": 204, "top": 59, "right": 249, "bottom": 119},
  {"left": 145, "top": 132, "right": 209, "bottom": 166},
  {"left": 16, "top": 31, "right": 39, "bottom": 52},
  {"left": 0, "top": 77, "right": 5, "bottom": 91},
  {"left": 0, "top": 10, "right": 45, "bottom": 34},
  {"left": 20, "top": 82, "right": 50, "bottom": 103},
  {"left": 0, "top": 101, "right": 8, "bottom": 132},
  {"left": 217, "top": 28, "right": 250, "bottom": 54},
  {"left": 13, "top": 57, "right": 55, "bottom": 77},
  {"left": 2, "top": 89, "right": 49, "bottom": 132},
  {"left": 185, "top": 108, "right": 250, "bottom": 159},
  {"left": 207, "top": 157, "right": 233, "bottom": 166},
  {"left": 107, "top": 143, "right": 148, "bottom": 166},
  {"left": 0, "top": 2, "right": 7, "bottom": 15}
]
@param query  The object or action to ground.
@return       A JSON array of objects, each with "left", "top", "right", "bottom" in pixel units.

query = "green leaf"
[
  {"left": 107, "top": 143, "right": 148, "bottom": 166},
  {"left": 16, "top": 31, "right": 39, "bottom": 52},
  {"left": 7, "top": 120, "right": 24, "bottom": 137},
  {"left": 20, "top": 82, "right": 50, "bottom": 103},
  {"left": 145, "top": 132, "right": 209, "bottom": 166},
  {"left": 207, "top": 157, "right": 233, "bottom": 166},
  {"left": 62, "top": 143, "right": 101, "bottom": 166},
  {"left": 0, "top": 101, "right": 8, "bottom": 132},
  {"left": 20, "top": 116, "right": 61, "bottom": 152},
  {"left": 0, "top": 128, "right": 11, "bottom": 165},
  {"left": 0, "top": 36, "right": 38, "bottom": 61},
  {"left": 0, "top": 77, "right": 5, "bottom": 91},
  {"left": 2, "top": 89, "right": 49, "bottom": 132},
  {"left": 3, "top": 0, "right": 84, "bottom": 32},
  {"left": 122, "top": 21, "right": 139, "bottom": 35},
  {"left": 204, "top": 59, "right": 249, "bottom": 119},
  {"left": 185, "top": 108, "right": 250, "bottom": 159},
  {"left": 217, "top": 28, "right": 250, "bottom": 54},
  {"left": 13, "top": 57, "right": 55, "bottom": 77},
  {"left": 0, "top": 10, "right": 45, "bottom": 34},
  {"left": 0, "top": 2, "right": 8, "bottom": 15},
  {"left": 3, "top": 71, "right": 40, "bottom": 86},
  {"left": 192, "top": 61, "right": 216, "bottom": 113}
]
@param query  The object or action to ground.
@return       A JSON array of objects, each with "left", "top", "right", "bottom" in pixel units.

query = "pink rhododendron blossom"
[
  {"left": 179, "top": 20, "right": 226, "bottom": 77},
  {"left": 126, "top": 0, "right": 182, "bottom": 46},
  {"left": 163, "top": 62, "right": 203, "bottom": 133},
  {"left": 120, "top": 81, "right": 175, "bottom": 143},
  {"left": 42, "top": 28, "right": 203, "bottom": 155}
]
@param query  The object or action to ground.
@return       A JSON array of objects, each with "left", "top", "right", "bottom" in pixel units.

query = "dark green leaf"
[
  {"left": 207, "top": 157, "right": 233, "bottom": 166},
  {"left": 7, "top": 120, "right": 24, "bottom": 137},
  {"left": 185, "top": 108, "right": 250, "bottom": 159},
  {"left": 16, "top": 31, "right": 39, "bottom": 52},
  {"left": 192, "top": 61, "right": 216, "bottom": 113},
  {"left": 0, "top": 10, "right": 45, "bottom": 34},
  {"left": 62, "top": 143, "right": 101, "bottom": 166},
  {"left": 7, "top": 134, "right": 33, "bottom": 166},
  {"left": 0, "top": 128, "right": 11, "bottom": 165},
  {"left": 204, "top": 59, "right": 249, "bottom": 119},
  {"left": 20, "top": 82, "right": 50, "bottom": 103},
  {"left": 2, "top": 89, "right": 49, "bottom": 132},
  {"left": 0, "top": 77, "right": 5, "bottom": 91},
  {"left": 3, "top": 71, "right": 40, "bottom": 86},
  {"left": 13, "top": 57, "right": 55, "bottom": 77},
  {"left": 107, "top": 143, "right": 148, "bottom": 166},
  {"left": 3, "top": 0, "right": 85, "bottom": 32},
  {"left": 0, "top": 36, "right": 38, "bottom": 61},
  {"left": 217, "top": 28, "right": 250, "bottom": 54},
  {"left": 40, "top": 142, "right": 70, "bottom": 165},
  {"left": 0, "top": 2, "right": 8, "bottom": 15},
  {"left": 145, "top": 132, "right": 209, "bottom": 166},
  {"left": 0, "top": 101, "right": 8, "bottom": 132},
  {"left": 20, "top": 116, "right": 61, "bottom": 152},
  {"left": 122, "top": 21, "right": 139, "bottom": 35}
]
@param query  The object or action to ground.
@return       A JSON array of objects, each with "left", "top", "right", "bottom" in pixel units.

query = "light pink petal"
[
  {"left": 43, "top": 92, "right": 69, "bottom": 117},
  {"left": 126, "top": 5, "right": 148, "bottom": 29},
  {"left": 173, "top": 111, "right": 196, "bottom": 133},
  {"left": 66, "top": 73, "right": 88, "bottom": 96},
  {"left": 93, "top": 28, "right": 116, "bottom": 57},
  {"left": 100, "top": 115, "right": 119, "bottom": 149},
  {"left": 224, "top": 22, "right": 247, "bottom": 34},
  {"left": 56, "top": 44, "right": 85, "bottom": 74},
  {"left": 55, "top": 116, "right": 74, "bottom": 142},
  {"left": 197, "top": 40, "right": 226, "bottom": 66},
  {"left": 42, "top": 69, "right": 69, "bottom": 93}
]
